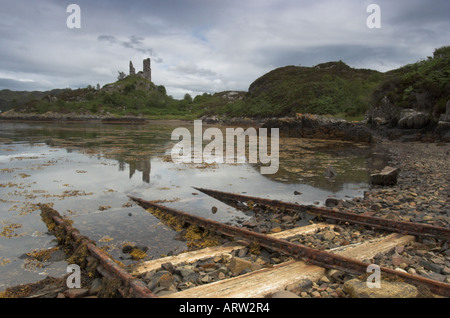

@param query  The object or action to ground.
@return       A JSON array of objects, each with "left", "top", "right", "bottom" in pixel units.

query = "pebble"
[
  {"left": 311, "top": 291, "right": 321, "bottom": 298},
  {"left": 319, "top": 276, "right": 330, "bottom": 284}
]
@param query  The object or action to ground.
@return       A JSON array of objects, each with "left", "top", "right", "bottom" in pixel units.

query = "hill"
[
  {"left": 241, "top": 61, "right": 383, "bottom": 119},
  {"left": 0, "top": 89, "right": 67, "bottom": 112},
  {"left": 4, "top": 76, "right": 201, "bottom": 119},
  {"left": 1, "top": 46, "right": 449, "bottom": 124},
  {"left": 367, "top": 46, "right": 450, "bottom": 126}
]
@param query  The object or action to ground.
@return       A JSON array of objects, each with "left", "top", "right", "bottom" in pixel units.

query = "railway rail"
[
  {"left": 128, "top": 195, "right": 450, "bottom": 298},
  {"left": 192, "top": 187, "right": 450, "bottom": 241},
  {"left": 36, "top": 189, "right": 450, "bottom": 298},
  {"left": 38, "top": 203, "right": 155, "bottom": 298}
]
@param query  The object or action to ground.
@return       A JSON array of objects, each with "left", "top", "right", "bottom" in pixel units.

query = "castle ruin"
[
  {"left": 143, "top": 58, "right": 151, "bottom": 82},
  {"left": 129, "top": 58, "right": 151, "bottom": 82},
  {"left": 129, "top": 61, "right": 135, "bottom": 76}
]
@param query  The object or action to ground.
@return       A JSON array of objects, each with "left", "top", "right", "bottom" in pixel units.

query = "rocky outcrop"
[
  {"left": 366, "top": 95, "right": 450, "bottom": 142},
  {"left": 367, "top": 97, "right": 432, "bottom": 130},
  {"left": 367, "top": 96, "right": 401, "bottom": 127},
  {"left": 436, "top": 100, "right": 450, "bottom": 142},
  {"left": 262, "top": 114, "right": 374, "bottom": 143},
  {"left": 397, "top": 109, "right": 429, "bottom": 129},
  {"left": 45, "top": 95, "right": 58, "bottom": 103}
]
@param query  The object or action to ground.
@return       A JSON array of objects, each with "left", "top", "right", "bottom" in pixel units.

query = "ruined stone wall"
[
  {"left": 129, "top": 58, "right": 151, "bottom": 82},
  {"left": 143, "top": 58, "right": 151, "bottom": 81},
  {"left": 129, "top": 61, "right": 135, "bottom": 76}
]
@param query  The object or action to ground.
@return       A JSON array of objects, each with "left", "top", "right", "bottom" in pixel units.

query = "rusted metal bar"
[
  {"left": 38, "top": 204, "right": 155, "bottom": 298},
  {"left": 129, "top": 196, "right": 450, "bottom": 298},
  {"left": 193, "top": 187, "right": 450, "bottom": 241}
]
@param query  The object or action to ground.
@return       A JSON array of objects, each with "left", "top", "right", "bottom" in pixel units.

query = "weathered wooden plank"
[
  {"left": 129, "top": 245, "right": 241, "bottom": 276},
  {"left": 162, "top": 233, "right": 414, "bottom": 298},
  {"left": 269, "top": 223, "right": 333, "bottom": 239},
  {"left": 128, "top": 223, "right": 333, "bottom": 276}
]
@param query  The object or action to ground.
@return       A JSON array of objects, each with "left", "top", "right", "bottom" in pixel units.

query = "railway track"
[
  {"left": 192, "top": 187, "right": 450, "bottom": 241},
  {"left": 37, "top": 188, "right": 450, "bottom": 298}
]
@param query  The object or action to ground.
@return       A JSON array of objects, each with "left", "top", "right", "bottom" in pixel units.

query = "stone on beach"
[
  {"left": 370, "top": 166, "right": 399, "bottom": 186},
  {"left": 343, "top": 279, "right": 418, "bottom": 298}
]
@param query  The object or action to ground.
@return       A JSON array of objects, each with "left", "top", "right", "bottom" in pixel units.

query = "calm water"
[{"left": 0, "top": 121, "right": 372, "bottom": 290}]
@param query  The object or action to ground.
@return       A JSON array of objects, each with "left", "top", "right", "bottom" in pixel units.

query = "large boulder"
[
  {"left": 370, "top": 166, "right": 399, "bottom": 186},
  {"left": 343, "top": 278, "right": 418, "bottom": 298},
  {"left": 397, "top": 109, "right": 429, "bottom": 129}
]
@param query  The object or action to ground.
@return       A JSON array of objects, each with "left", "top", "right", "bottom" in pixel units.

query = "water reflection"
[
  {"left": 0, "top": 121, "right": 374, "bottom": 291},
  {"left": 127, "top": 159, "right": 151, "bottom": 183},
  {"left": 258, "top": 138, "right": 372, "bottom": 193}
]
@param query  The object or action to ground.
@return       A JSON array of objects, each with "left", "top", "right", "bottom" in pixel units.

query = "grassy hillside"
[
  {"left": 9, "top": 76, "right": 202, "bottom": 119},
  {"left": 371, "top": 46, "right": 450, "bottom": 118},
  {"left": 2, "top": 46, "right": 449, "bottom": 121},
  {"left": 0, "top": 89, "right": 67, "bottom": 112},
  {"left": 236, "top": 61, "right": 383, "bottom": 119}
]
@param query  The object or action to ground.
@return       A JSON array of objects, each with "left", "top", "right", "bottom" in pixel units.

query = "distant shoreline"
[{"left": 0, "top": 112, "right": 155, "bottom": 124}]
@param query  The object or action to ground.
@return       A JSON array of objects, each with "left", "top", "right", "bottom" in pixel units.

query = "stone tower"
[
  {"left": 129, "top": 61, "right": 135, "bottom": 76},
  {"left": 143, "top": 58, "right": 151, "bottom": 82}
]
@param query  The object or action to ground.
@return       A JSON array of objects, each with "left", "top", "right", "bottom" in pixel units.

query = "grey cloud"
[
  {"left": 135, "top": 47, "right": 154, "bottom": 55},
  {"left": 98, "top": 35, "right": 116, "bottom": 43},
  {"left": 98, "top": 34, "right": 155, "bottom": 56},
  {"left": 0, "top": 0, "right": 448, "bottom": 99}
]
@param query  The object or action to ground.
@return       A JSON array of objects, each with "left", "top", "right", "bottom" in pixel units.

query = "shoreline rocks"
[{"left": 262, "top": 114, "right": 374, "bottom": 143}]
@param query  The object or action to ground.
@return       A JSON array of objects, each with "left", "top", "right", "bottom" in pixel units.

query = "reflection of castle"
[{"left": 119, "top": 159, "right": 151, "bottom": 183}]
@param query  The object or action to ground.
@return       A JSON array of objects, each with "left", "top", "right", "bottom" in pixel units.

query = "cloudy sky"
[{"left": 0, "top": 0, "right": 448, "bottom": 99}]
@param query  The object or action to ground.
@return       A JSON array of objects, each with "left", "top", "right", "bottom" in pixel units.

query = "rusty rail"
[
  {"left": 193, "top": 187, "right": 450, "bottom": 241},
  {"left": 129, "top": 196, "right": 450, "bottom": 298},
  {"left": 38, "top": 204, "right": 155, "bottom": 298}
]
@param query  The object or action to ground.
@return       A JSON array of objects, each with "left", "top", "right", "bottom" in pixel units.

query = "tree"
[
  {"left": 157, "top": 85, "right": 166, "bottom": 95},
  {"left": 117, "top": 71, "right": 126, "bottom": 81},
  {"left": 433, "top": 46, "right": 450, "bottom": 59},
  {"left": 183, "top": 93, "right": 193, "bottom": 103}
]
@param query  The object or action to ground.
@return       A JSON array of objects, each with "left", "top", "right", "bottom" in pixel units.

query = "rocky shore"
[
  {"left": 0, "top": 111, "right": 148, "bottom": 124},
  {"left": 134, "top": 140, "right": 449, "bottom": 298},
  {"left": 262, "top": 114, "right": 374, "bottom": 143},
  {"left": 1, "top": 137, "right": 448, "bottom": 299}
]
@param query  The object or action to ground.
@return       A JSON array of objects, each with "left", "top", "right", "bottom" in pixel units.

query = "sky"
[{"left": 0, "top": 0, "right": 449, "bottom": 99}]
